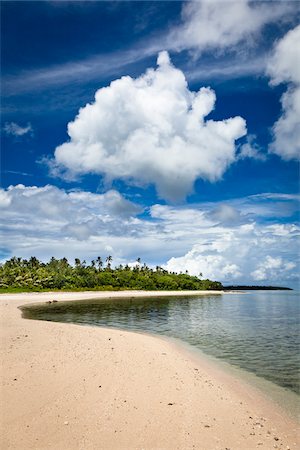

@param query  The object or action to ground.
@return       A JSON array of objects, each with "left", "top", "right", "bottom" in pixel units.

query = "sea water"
[{"left": 21, "top": 290, "right": 300, "bottom": 396}]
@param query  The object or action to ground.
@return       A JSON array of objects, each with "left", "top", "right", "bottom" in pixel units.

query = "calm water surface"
[{"left": 21, "top": 291, "right": 300, "bottom": 395}]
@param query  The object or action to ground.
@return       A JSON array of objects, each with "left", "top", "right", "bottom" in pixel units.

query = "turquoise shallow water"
[{"left": 21, "top": 290, "right": 300, "bottom": 395}]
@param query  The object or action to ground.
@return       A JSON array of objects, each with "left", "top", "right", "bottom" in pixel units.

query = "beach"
[{"left": 1, "top": 291, "right": 299, "bottom": 450}]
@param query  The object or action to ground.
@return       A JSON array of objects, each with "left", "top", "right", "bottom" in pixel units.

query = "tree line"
[{"left": 0, "top": 256, "right": 223, "bottom": 292}]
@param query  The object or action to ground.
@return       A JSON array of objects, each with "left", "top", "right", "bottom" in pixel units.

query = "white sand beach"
[{"left": 1, "top": 290, "right": 299, "bottom": 449}]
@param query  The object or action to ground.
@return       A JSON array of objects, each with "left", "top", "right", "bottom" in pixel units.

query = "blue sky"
[{"left": 1, "top": 1, "right": 300, "bottom": 287}]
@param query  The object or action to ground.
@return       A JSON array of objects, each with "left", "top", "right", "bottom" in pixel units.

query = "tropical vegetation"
[{"left": 0, "top": 256, "right": 223, "bottom": 292}]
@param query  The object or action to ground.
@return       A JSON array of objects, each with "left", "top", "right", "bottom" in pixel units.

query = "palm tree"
[
  {"left": 136, "top": 257, "right": 141, "bottom": 271},
  {"left": 28, "top": 256, "right": 39, "bottom": 268},
  {"left": 96, "top": 256, "right": 103, "bottom": 271},
  {"left": 106, "top": 255, "right": 112, "bottom": 270}
]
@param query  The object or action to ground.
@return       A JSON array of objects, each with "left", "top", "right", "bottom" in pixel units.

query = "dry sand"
[{"left": 0, "top": 290, "right": 299, "bottom": 450}]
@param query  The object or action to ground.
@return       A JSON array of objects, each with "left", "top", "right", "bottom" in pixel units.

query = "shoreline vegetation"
[
  {"left": 0, "top": 256, "right": 292, "bottom": 293},
  {"left": 0, "top": 256, "right": 223, "bottom": 293}
]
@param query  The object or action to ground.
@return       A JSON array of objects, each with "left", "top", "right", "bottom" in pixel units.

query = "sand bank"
[{"left": 1, "top": 290, "right": 299, "bottom": 449}]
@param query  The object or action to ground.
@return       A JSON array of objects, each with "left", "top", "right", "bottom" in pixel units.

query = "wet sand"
[{"left": 1, "top": 290, "right": 299, "bottom": 449}]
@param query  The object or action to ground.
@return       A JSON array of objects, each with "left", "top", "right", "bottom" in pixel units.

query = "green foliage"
[{"left": 0, "top": 256, "right": 223, "bottom": 292}]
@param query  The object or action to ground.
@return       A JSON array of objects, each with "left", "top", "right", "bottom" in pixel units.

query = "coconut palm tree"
[
  {"left": 106, "top": 255, "right": 112, "bottom": 270},
  {"left": 96, "top": 256, "right": 103, "bottom": 271}
]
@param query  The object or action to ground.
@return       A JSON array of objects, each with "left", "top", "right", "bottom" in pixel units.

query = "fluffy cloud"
[
  {"left": 4, "top": 122, "right": 33, "bottom": 137},
  {"left": 0, "top": 184, "right": 141, "bottom": 244},
  {"left": 150, "top": 200, "right": 299, "bottom": 285},
  {"left": 0, "top": 190, "right": 11, "bottom": 207},
  {"left": 0, "top": 185, "right": 163, "bottom": 264},
  {"left": 167, "top": 0, "right": 294, "bottom": 55},
  {"left": 237, "top": 135, "right": 266, "bottom": 161},
  {"left": 251, "top": 256, "right": 296, "bottom": 281},
  {"left": 165, "top": 222, "right": 299, "bottom": 285},
  {"left": 0, "top": 185, "right": 298, "bottom": 286},
  {"left": 268, "top": 25, "right": 300, "bottom": 85},
  {"left": 267, "top": 25, "right": 300, "bottom": 160},
  {"left": 167, "top": 249, "right": 242, "bottom": 281},
  {"left": 52, "top": 52, "right": 246, "bottom": 201}
]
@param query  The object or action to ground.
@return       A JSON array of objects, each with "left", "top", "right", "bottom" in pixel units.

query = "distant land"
[{"left": 224, "top": 286, "right": 293, "bottom": 291}]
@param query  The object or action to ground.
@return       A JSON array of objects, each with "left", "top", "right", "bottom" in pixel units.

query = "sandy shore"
[{"left": 1, "top": 290, "right": 299, "bottom": 450}]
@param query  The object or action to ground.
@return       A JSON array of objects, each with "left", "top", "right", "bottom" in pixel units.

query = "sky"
[{"left": 1, "top": 0, "right": 300, "bottom": 287}]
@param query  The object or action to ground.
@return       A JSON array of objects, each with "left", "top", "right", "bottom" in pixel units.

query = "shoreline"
[
  {"left": 162, "top": 334, "right": 300, "bottom": 420},
  {"left": 1, "top": 290, "right": 299, "bottom": 449},
  {"left": 0, "top": 288, "right": 227, "bottom": 301},
  {"left": 20, "top": 291, "right": 299, "bottom": 419}
]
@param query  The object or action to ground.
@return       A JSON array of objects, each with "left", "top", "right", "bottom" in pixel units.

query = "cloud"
[
  {"left": 0, "top": 42, "right": 270, "bottom": 111},
  {"left": 3, "top": 1, "right": 297, "bottom": 98},
  {"left": 236, "top": 195, "right": 299, "bottom": 220},
  {"left": 0, "top": 185, "right": 298, "bottom": 286},
  {"left": 267, "top": 25, "right": 300, "bottom": 160},
  {"left": 208, "top": 204, "right": 243, "bottom": 226},
  {"left": 3, "top": 170, "right": 33, "bottom": 177},
  {"left": 252, "top": 193, "right": 300, "bottom": 201},
  {"left": 0, "top": 184, "right": 157, "bottom": 263},
  {"left": 151, "top": 192, "right": 300, "bottom": 228},
  {"left": 2, "top": 46, "right": 160, "bottom": 96},
  {"left": 167, "top": 0, "right": 295, "bottom": 55},
  {"left": 51, "top": 52, "right": 246, "bottom": 201},
  {"left": 267, "top": 25, "right": 300, "bottom": 86},
  {"left": 186, "top": 56, "right": 267, "bottom": 82},
  {"left": 0, "top": 190, "right": 11, "bottom": 208},
  {"left": 237, "top": 135, "right": 266, "bottom": 161},
  {"left": 167, "top": 250, "right": 242, "bottom": 280},
  {"left": 0, "top": 184, "right": 142, "bottom": 243},
  {"left": 165, "top": 222, "right": 299, "bottom": 284},
  {"left": 251, "top": 256, "right": 296, "bottom": 281},
  {"left": 150, "top": 200, "right": 299, "bottom": 284},
  {"left": 3, "top": 122, "right": 33, "bottom": 137}
]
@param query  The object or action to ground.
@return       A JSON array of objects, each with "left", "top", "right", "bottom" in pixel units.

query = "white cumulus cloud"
[
  {"left": 165, "top": 222, "right": 299, "bottom": 285},
  {"left": 52, "top": 52, "right": 246, "bottom": 201},
  {"left": 166, "top": 250, "right": 242, "bottom": 281},
  {"left": 267, "top": 25, "right": 300, "bottom": 160},
  {"left": 251, "top": 256, "right": 296, "bottom": 281}
]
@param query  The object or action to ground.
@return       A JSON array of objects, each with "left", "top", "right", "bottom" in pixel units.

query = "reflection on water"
[{"left": 21, "top": 291, "right": 300, "bottom": 394}]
